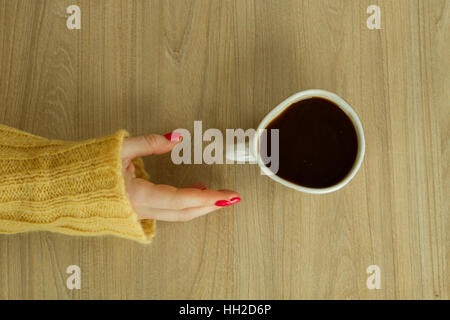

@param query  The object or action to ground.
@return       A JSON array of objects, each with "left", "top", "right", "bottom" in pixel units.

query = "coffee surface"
[{"left": 264, "top": 97, "right": 358, "bottom": 188}]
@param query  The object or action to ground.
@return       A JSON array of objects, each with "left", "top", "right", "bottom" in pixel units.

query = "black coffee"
[{"left": 264, "top": 97, "right": 358, "bottom": 188}]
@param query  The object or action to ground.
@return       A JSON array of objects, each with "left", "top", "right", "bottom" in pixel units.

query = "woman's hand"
[{"left": 120, "top": 132, "right": 241, "bottom": 221}]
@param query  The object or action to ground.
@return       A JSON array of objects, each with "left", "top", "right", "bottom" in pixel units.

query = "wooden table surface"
[{"left": 0, "top": 0, "right": 448, "bottom": 300}]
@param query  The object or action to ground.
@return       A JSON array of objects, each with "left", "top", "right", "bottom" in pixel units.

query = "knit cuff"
[{"left": 0, "top": 126, "right": 155, "bottom": 244}]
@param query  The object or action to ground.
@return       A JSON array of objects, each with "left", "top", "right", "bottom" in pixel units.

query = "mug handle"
[{"left": 225, "top": 140, "right": 257, "bottom": 163}]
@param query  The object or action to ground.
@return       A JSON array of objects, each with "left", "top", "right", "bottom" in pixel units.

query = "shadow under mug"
[{"left": 226, "top": 89, "right": 365, "bottom": 194}]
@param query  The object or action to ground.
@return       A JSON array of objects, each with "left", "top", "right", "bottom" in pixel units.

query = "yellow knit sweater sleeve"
[{"left": 0, "top": 124, "right": 155, "bottom": 244}]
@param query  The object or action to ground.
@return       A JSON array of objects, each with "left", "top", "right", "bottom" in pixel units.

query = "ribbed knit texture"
[{"left": 0, "top": 124, "right": 155, "bottom": 244}]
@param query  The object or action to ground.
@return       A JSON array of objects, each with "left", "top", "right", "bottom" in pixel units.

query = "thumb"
[{"left": 121, "top": 132, "right": 182, "bottom": 159}]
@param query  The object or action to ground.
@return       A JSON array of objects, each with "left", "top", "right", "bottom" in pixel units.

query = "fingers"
[
  {"left": 135, "top": 206, "right": 221, "bottom": 222},
  {"left": 121, "top": 132, "right": 241, "bottom": 223},
  {"left": 134, "top": 182, "right": 241, "bottom": 210},
  {"left": 121, "top": 132, "right": 182, "bottom": 159}
]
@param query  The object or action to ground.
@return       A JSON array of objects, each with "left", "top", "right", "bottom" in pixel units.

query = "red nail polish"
[
  {"left": 230, "top": 197, "right": 241, "bottom": 204},
  {"left": 215, "top": 200, "right": 232, "bottom": 207},
  {"left": 201, "top": 187, "right": 207, "bottom": 190},
  {"left": 215, "top": 197, "right": 241, "bottom": 207},
  {"left": 164, "top": 132, "right": 182, "bottom": 141}
]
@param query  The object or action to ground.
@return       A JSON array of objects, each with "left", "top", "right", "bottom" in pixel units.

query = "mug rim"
[{"left": 253, "top": 89, "right": 365, "bottom": 194}]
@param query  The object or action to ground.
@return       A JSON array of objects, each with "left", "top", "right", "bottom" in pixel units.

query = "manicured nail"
[
  {"left": 215, "top": 200, "right": 232, "bottom": 207},
  {"left": 164, "top": 132, "right": 182, "bottom": 141},
  {"left": 215, "top": 197, "right": 241, "bottom": 207},
  {"left": 201, "top": 187, "right": 207, "bottom": 190},
  {"left": 229, "top": 197, "right": 241, "bottom": 204}
]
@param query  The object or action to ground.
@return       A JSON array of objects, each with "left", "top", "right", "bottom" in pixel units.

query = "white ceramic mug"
[{"left": 226, "top": 89, "right": 365, "bottom": 194}]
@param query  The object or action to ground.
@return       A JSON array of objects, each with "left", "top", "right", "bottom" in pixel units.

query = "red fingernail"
[
  {"left": 201, "top": 187, "right": 207, "bottom": 190},
  {"left": 215, "top": 197, "right": 241, "bottom": 207},
  {"left": 230, "top": 197, "right": 241, "bottom": 204},
  {"left": 215, "top": 200, "right": 232, "bottom": 207},
  {"left": 164, "top": 132, "right": 182, "bottom": 141}
]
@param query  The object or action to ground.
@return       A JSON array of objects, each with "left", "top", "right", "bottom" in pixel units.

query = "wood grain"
[{"left": 0, "top": 0, "right": 448, "bottom": 299}]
